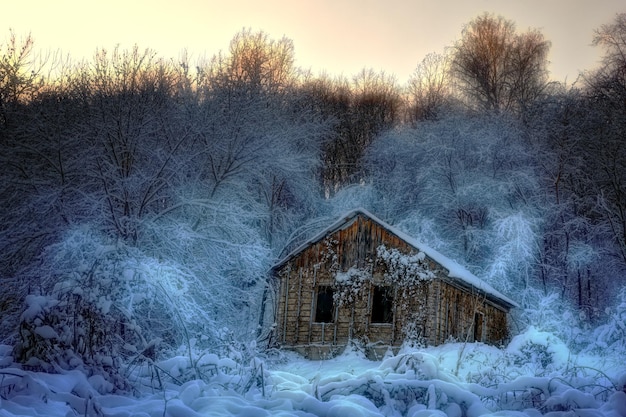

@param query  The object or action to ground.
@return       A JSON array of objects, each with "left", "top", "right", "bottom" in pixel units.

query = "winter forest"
[{"left": 1, "top": 12, "right": 626, "bottom": 417}]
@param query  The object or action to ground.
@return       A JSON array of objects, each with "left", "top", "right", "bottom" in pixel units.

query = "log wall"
[{"left": 274, "top": 214, "right": 510, "bottom": 357}]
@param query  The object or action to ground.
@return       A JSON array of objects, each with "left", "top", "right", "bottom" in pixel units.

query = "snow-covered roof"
[{"left": 275, "top": 208, "right": 519, "bottom": 309}]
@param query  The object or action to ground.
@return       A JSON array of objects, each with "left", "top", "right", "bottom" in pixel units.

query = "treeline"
[{"left": 1, "top": 13, "right": 625, "bottom": 370}]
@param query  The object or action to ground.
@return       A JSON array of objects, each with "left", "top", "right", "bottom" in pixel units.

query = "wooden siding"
[
  {"left": 427, "top": 279, "right": 509, "bottom": 345},
  {"left": 273, "top": 214, "right": 510, "bottom": 357}
]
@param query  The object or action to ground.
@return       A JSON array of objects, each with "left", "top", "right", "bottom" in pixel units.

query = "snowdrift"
[{"left": 1, "top": 328, "right": 625, "bottom": 417}]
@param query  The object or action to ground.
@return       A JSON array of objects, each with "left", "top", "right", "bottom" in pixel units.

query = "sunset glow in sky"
[{"left": 3, "top": 0, "right": 624, "bottom": 83}]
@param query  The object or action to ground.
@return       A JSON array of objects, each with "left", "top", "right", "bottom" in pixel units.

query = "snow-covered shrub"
[
  {"left": 12, "top": 226, "right": 216, "bottom": 390},
  {"left": 506, "top": 326, "right": 570, "bottom": 375},
  {"left": 376, "top": 245, "right": 433, "bottom": 346},
  {"left": 515, "top": 289, "right": 586, "bottom": 348},
  {"left": 585, "top": 287, "right": 626, "bottom": 354},
  {"left": 380, "top": 352, "right": 442, "bottom": 380},
  {"left": 463, "top": 347, "right": 521, "bottom": 389},
  {"left": 140, "top": 199, "right": 273, "bottom": 343},
  {"left": 316, "top": 350, "right": 486, "bottom": 416},
  {"left": 402, "top": 313, "right": 428, "bottom": 349},
  {"left": 144, "top": 341, "right": 269, "bottom": 396}
]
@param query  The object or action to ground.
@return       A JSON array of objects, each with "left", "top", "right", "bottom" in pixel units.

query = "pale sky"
[{"left": 2, "top": 0, "right": 624, "bottom": 84}]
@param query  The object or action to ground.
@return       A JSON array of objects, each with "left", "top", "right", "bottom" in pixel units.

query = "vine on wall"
[
  {"left": 334, "top": 266, "right": 371, "bottom": 307},
  {"left": 376, "top": 245, "right": 434, "bottom": 287}
]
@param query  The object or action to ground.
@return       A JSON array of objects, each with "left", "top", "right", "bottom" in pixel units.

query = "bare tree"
[
  {"left": 583, "top": 13, "right": 626, "bottom": 269},
  {"left": 524, "top": 82, "right": 623, "bottom": 317},
  {"left": 174, "top": 31, "right": 328, "bottom": 252},
  {"left": 588, "top": 12, "right": 626, "bottom": 98},
  {"left": 406, "top": 52, "right": 453, "bottom": 122},
  {"left": 308, "top": 69, "right": 401, "bottom": 195},
  {"left": 207, "top": 28, "right": 296, "bottom": 96},
  {"left": 451, "top": 13, "right": 550, "bottom": 113},
  {"left": 76, "top": 46, "right": 184, "bottom": 243},
  {"left": 0, "top": 34, "right": 75, "bottom": 276},
  {"left": 0, "top": 31, "right": 44, "bottom": 129}
]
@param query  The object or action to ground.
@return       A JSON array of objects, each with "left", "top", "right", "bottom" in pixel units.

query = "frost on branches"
[{"left": 11, "top": 226, "right": 217, "bottom": 391}]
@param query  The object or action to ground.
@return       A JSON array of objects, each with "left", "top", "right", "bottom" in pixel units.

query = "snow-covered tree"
[{"left": 365, "top": 112, "right": 540, "bottom": 282}]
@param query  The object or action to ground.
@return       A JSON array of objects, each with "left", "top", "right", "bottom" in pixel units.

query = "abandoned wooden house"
[{"left": 265, "top": 208, "right": 518, "bottom": 359}]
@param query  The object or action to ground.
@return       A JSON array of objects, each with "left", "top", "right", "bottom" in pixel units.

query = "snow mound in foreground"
[{"left": 0, "top": 328, "right": 624, "bottom": 417}]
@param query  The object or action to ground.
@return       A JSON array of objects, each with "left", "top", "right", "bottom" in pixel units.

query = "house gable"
[{"left": 274, "top": 208, "right": 517, "bottom": 309}]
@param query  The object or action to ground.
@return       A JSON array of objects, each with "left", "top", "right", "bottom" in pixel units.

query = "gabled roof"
[{"left": 274, "top": 208, "right": 519, "bottom": 309}]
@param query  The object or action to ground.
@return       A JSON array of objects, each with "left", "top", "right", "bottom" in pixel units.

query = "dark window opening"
[
  {"left": 473, "top": 312, "right": 484, "bottom": 342},
  {"left": 315, "top": 286, "right": 334, "bottom": 323},
  {"left": 371, "top": 286, "right": 394, "bottom": 323}
]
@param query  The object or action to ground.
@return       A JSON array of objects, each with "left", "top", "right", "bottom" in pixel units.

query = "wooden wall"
[
  {"left": 273, "top": 214, "right": 510, "bottom": 356},
  {"left": 426, "top": 280, "right": 509, "bottom": 346}
]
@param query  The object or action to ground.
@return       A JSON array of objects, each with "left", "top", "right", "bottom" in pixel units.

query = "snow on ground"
[{"left": 1, "top": 328, "right": 625, "bottom": 417}]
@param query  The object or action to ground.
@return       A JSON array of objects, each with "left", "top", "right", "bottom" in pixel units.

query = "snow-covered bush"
[
  {"left": 145, "top": 340, "right": 269, "bottom": 396},
  {"left": 12, "top": 226, "right": 217, "bottom": 390},
  {"left": 140, "top": 198, "right": 273, "bottom": 342},
  {"left": 506, "top": 327, "right": 570, "bottom": 374},
  {"left": 514, "top": 289, "right": 586, "bottom": 348},
  {"left": 402, "top": 312, "right": 429, "bottom": 349},
  {"left": 585, "top": 287, "right": 626, "bottom": 354}
]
